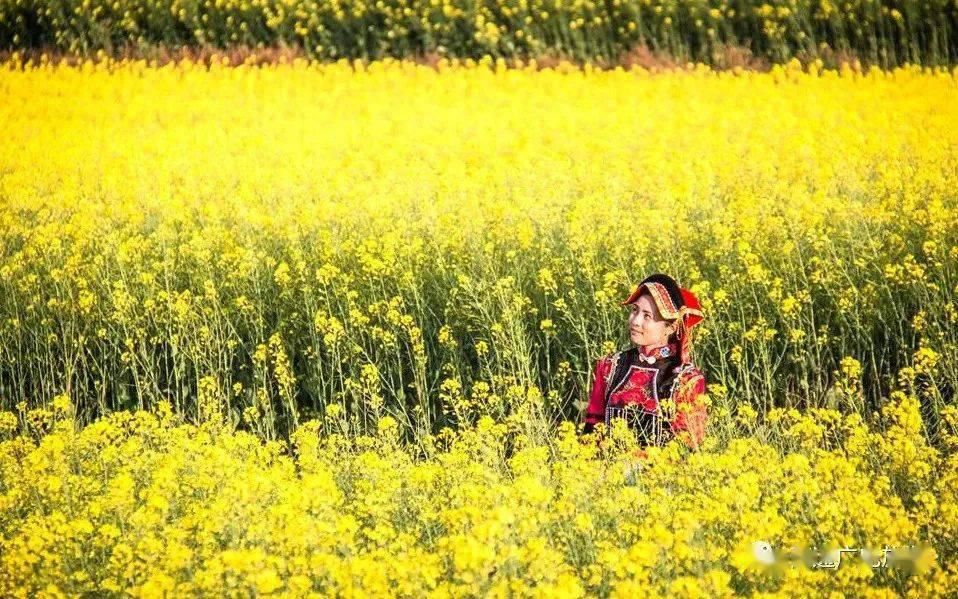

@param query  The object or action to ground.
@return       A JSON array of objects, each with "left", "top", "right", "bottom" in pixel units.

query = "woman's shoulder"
[
  {"left": 672, "top": 363, "right": 706, "bottom": 391},
  {"left": 675, "top": 362, "right": 704, "bottom": 376},
  {"left": 593, "top": 347, "right": 634, "bottom": 376},
  {"left": 597, "top": 347, "right": 636, "bottom": 366}
]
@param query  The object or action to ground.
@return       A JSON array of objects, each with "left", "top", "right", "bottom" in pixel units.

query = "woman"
[{"left": 582, "top": 273, "right": 708, "bottom": 450}]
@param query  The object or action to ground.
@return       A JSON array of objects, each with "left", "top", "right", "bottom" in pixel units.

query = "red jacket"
[{"left": 583, "top": 342, "right": 707, "bottom": 449}]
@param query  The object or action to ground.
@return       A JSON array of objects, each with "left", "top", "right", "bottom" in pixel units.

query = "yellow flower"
[{"left": 839, "top": 356, "right": 863, "bottom": 379}]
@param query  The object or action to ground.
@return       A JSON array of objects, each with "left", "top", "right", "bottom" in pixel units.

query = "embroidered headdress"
[{"left": 621, "top": 273, "right": 704, "bottom": 365}]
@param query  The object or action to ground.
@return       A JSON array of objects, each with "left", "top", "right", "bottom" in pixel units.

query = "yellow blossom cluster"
[{"left": 0, "top": 391, "right": 956, "bottom": 596}]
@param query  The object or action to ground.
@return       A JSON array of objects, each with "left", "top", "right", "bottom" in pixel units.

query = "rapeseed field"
[{"left": 1, "top": 57, "right": 956, "bottom": 595}]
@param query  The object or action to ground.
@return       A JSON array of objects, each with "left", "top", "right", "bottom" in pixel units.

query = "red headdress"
[{"left": 621, "top": 273, "right": 704, "bottom": 365}]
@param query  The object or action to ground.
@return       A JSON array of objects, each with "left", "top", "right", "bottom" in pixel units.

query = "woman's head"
[
  {"left": 621, "top": 273, "right": 705, "bottom": 362},
  {"left": 628, "top": 291, "right": 677, "bottom": 348}
]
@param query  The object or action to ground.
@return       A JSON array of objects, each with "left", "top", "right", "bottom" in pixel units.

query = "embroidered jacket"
[{"left": 582, "top": 341, "right": 707, "bottom": 449}]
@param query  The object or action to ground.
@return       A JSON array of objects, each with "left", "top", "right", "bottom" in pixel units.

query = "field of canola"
[
  {"left": 1, "top": 58, "right": 958, "bottom": 595},
  {"left": 3, "top": 0, "right": 958, "bottom": 67}
]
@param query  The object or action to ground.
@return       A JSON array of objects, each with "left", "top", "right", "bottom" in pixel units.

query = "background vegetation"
[
  {"left": 1, "top": 58, "right": 955, "bottom": 443},
  {"left": 2, "top": 0, "right": 958, "bottom": 67}
]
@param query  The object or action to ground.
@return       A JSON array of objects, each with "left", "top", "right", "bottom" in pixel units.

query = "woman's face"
[{"left": 628, "top": 293, "right": 674, "bottom": 348}]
